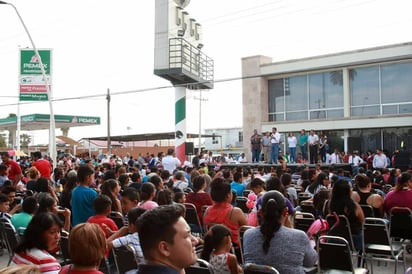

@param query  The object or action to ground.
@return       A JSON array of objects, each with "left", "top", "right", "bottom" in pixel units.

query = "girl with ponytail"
[
  {"left": 243, "top": 191, "right": 317, "bottom": 274},
  {"left": 201, "top": 224, "right": 241, "bottom": 274}
]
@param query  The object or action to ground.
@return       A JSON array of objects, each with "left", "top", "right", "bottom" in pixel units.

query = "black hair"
[
  {"left": 137, "top": 204, "right": 184, "bottom": 260},
  {"left": 128, "top": 207, "right": 146, "bottom": 227},
  {"left": 210, "top": 178, "right": 231, "bottom": 202},
  {"left": 121, "top": 187, "right": 140, "bottom": 202},
  {"left": 15, "top": 212, "right": 62, "bottom": 253},
  {"left": 32, "top": 151, "right": 42, "bottom": 159},
  {"left": 250, "top": 178, "right": 265, "bottom": 190},
  {"left": 140, "top": 182, "right": 155, "bottom": 201},
  {"left": 173, "top": 191, "right": 185, "bottom": 203},
  {"left": 307, "top": 172, "right": 328, "bottom": 195},
  {"left": 37, "top": 194, "right": 56, "bottom": 213},
  {"left": 0, "top": 194, "right": 9, "bottom": 203},
  {"left": 149, "top": 175, "right": 162, "bottom": 189},
  {"left": 354, "top": 174, "right": 371, "bottom": 189},
  {"left": 130, "top": 172, "right": 140, "bottom": 182},
  {"left": 200, "top": 224, "right": 231, "bottom": 261},
  {"left": 77, "top": 164, "right": 94, "bottom": 183},
  {"left": 1, "top": 186, "right": 16, "bottom": 196},
  {"left": 259, "top": 191, "right": 286, "bottom": 254},
  {"left": 192, "top": 176, "right": 206, "bottom": 193},
  {"left": 281, "top": 173, "right": 292, "bottom": 186},
  {"left": 156, "top": 189, "right": 173, "bottom": 205},
  {"left": 22, "top": 196, "right": 38, "bottom": 214},
  {"left": 100, "top": 179, "right": 119, "bottom": 212},
  {"left": 93, "top": 194, "right": 112, "bottom": 214},
  {"left": 103, "top": 170, "right": 116, "bottom": 181},
  {"left": 233, "top": 172, "right": 242, "bottom": 183},
  {"left": 36, "top": 177, "right": 49, "bottom": 193},
  {"left": 329, "top": 179, "right": 356, "bottom": 219},
  {"left": 118, "top": 173, "right": 130, "bottom": 190}
]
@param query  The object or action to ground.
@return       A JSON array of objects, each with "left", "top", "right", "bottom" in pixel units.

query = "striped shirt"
[
  {"left": 112, "top": 232, "right": 144, "bottom": 263},
  {"left": 13, "top": 248, "right": 61, "bottom": 274}
]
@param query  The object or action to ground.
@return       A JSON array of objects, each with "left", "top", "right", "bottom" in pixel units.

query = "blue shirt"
[
  {"left": 71, "top": 185, "right": 98, "bottom": 226},
  {"left": 230, "top": 181, "right": 246, "bottom": 197}
]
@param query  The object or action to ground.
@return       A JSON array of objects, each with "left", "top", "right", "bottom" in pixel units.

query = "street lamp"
[{"left": 0, "top": 1, "right": 56, "bottom": 163}]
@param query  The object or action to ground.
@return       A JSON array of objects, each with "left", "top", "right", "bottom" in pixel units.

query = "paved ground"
[{"left": 0, "top": 247, "right": 411, "bottom": 273}]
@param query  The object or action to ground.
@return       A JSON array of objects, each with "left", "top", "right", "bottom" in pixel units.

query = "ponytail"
[{"left": 200, "top": 224, "right": 231, "bottom": 261}]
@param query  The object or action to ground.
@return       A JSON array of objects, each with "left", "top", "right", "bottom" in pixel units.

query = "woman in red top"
[
  {"left": 186, "top": 175, "right": 213, "bottom": 223},
  {"left": 203, "top": 177, "right": 247, "bottom": 247},
  {"left": 383, "top": 172, "right": 412, "bottom": 215}
]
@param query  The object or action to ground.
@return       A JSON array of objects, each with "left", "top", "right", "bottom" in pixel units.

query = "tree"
[
  {"left": 0, "top": 132, "right": 6, "bottom": 147},
  {"left": 20, "top": 133, "right": 31, "bottom": 149}
]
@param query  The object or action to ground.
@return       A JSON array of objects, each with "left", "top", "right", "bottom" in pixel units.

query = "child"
[
  {"left": 247, "top": 178, "right": 266, "bottom": 226},
  {"left": 0, "top": 194, "right": 14, "bottom": 230},
  {"left": 173, "top": 191, "right": 186, "bottom": 204},
  {"left": 87, "top": 195, "right": 118, "bottom": 238},
  {"left": 120, "top": 187, "right": 140, "bottom": 226},
  {"left": 201, "top": 224, "right": 242, "bottom": 274},
  {"left": 106, "top": 207, "right": 146, "bottom": 264}
]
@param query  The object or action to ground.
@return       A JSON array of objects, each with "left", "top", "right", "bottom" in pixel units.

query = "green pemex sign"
[{"left": 19, "top": 49, "right": 52, "bottom": 101}]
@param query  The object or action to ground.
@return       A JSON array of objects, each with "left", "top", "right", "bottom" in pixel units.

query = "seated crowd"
[{"left": 0, "top": 149, "right": 411, "bottom": 274}]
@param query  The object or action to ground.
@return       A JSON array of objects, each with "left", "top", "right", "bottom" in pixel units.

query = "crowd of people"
[{"left": 0, "top": 145, "right": 410, "bottom": 273}]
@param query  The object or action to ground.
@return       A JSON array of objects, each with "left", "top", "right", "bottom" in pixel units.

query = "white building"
[
  {"left": 242, "top": 42, "right": 412, "bottom": 160},
  {"left": 204, "top": 127, "right": 243, "bottom": 157}
]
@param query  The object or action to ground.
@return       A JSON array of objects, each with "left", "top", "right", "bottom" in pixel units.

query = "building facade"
[{"left": 242, "top": 42, "right": 412, "bottom": 160}]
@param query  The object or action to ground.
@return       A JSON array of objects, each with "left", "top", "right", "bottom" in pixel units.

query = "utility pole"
[{"left": 106, "top": 88, "right": 111, "bottom": 155}]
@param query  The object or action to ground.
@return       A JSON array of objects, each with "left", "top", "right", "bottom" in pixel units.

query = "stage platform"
[{"left": 208, "top": 163, "right": 353, "bottom": 173}]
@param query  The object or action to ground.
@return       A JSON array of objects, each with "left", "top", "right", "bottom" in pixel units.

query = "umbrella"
[{"left": 7, "top": 150, "right": 28, "bottom": 157}]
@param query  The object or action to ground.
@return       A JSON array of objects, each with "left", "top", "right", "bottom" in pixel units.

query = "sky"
[{"left": 0, "top": 0, "right": 411, "bottom": 145}]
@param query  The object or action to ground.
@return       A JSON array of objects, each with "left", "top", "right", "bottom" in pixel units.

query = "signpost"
[{"left": 19, "top": 49, "right": 51, "bottom": 101}]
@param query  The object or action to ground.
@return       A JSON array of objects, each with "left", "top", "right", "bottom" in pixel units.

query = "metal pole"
[
  {"left": 1, "top": 1, "right": 56, "bottom": 163},
  {"left": 106, "top": 88, "right": 111, "bottom": 155},
  {"left": 198, "top": 89, "right": 202, "bottom": 151}
]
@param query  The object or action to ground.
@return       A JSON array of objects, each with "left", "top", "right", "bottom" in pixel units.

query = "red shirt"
[
  {"left": 4, "top": 159, "right": 21, "bottom": 183},
  {"left": 87, "top": 215, "right": 118, "bottom": 238},
  {"left": 33, "top": 159, "right": 52, "bottom": 179},
  {"left": 186, "top": 192, "right": 213, "bottom": 223},
  {"left": 59, "top": 265, "right": 103, "bottom": 274}
]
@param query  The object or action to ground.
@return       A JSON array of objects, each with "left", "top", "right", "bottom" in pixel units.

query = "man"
[
  {"left": 250, "top": 129, "right": 262, "bottom": 163},
  {"left": 32, "top": 151, "right": 51, "bottom": 180},
  {"left": 71, "top": 164, "right": 98, "bottom": 226},
  {"left": 270, "top": 127, "right": 281, "bottom": 164},
  {"left": 373, "top": 148, "right": 387, "bottom": 170},
  {"left": 173, "top": 171, "right": 188, "bottom": 192},
  {"left": 137, "top": 205, "right": 198, "bottom": 274},
  {"left": 0, "top": 164, "right": 8, "bottom": 188},
  {"left": 261, "top": 131, "right": 271, "bottom": 163},
  {"left": 308, "top": 130, "right": 319, "bottom": 164},
  {"left": 393, "top": 145, "right": 411, "bottom": 172},
  {"left": 299, "top": 129, "right": 308, "bottom": 162},
  {"left": 0, "top": 152, "right": 22, "bottom": 188},
  {"left": 161, "top": 148, "right": 181, "bottom": 174},
  {"left": 329, "top": 148, "right": 342, "bottom": 164},
  {"left": 348, "top": 150, "right": 364, "bottom": 176}
]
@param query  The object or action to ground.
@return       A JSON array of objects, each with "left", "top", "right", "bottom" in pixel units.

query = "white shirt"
[
  {"left": 349, "top": 155, "right": 364, "bottom": 166},
  {"left": 329, "top": 153, "right": 341, "bottom": 164},
  {"left": 373, "top": 153, "right": 387, "bottom": 169},
  {"left": 270, "top": 132, "right": 281, "bottom": 144},
  {"left": 308, "top": 134, "right": 319, "bottom": 145},
  {"left": 287, "top": 136, "right": 297, "bottom": 148},
  {"left": 161, "top": 155, "right": 181, "bottom": 173}
]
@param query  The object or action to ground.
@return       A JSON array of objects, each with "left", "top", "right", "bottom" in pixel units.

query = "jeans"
[
  {"left": 300, "top": 145, "right": 307, "bottom": 161},
  {"left": 271, "top": 143, "right": 279, "bottom": 164},
  {"left": 309, "top": 145, "right": 318, "bottom": 164},
  {"left": 251, "top": 149, "right": 261, "bottom": 163},
  {"left": 289, "top": 147, "right": 296, "bottom": 163}
]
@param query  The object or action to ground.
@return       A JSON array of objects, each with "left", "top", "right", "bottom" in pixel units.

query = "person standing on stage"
[
  {"left": 261, "top": 131, "right": 271, "bottom": 163},
  {"left": 308, "top": 130, "right": 319, "bottom": 164},
  {"left": 270, "top": 127, "right": 281, "bottom": 164},
  {"left": 250, "top": 129, "right": 263, "bottom": 163},
  {"left": 299, "top": 129, "right": 308, "bottom": 162}
]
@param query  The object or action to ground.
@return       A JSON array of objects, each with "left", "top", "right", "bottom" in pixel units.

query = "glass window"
[
  {"left": 400, "top": 103, "right": 412, "bottom": 114},
  {"left": 309, "top": 71, "right": 343, "bottom": 110},
  {"left": 381, "top": 62, "right": 412, "bottom": 104},
  {"left": 285, "top": 76, "right": 307, "bottom": 111},
  {"left": 349, "top": 128, "right": 382, "bottom": 153},
  {"left": 268, "top": 79, "right": 284, "bottom": 113},
  {"left": 286, "top": 111, "right": 307, "bottom": 121},
  {"left": 351, "top": 106, "right": 380, "bottom": 116},
  {"left": 350, "top": 66, "right": 380, "bottom": 108},
  {"left": 382, "top": 105, "right": 398, "bottom": 115},
  {"left": 327, "top": 109, "right": 344, "bottom": 118},
  {"left": 310, "top": 110, "right": 326, "bottom": 120}
]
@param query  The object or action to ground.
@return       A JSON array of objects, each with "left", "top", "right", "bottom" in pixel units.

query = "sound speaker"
[{"left": 185, "top": 142, "right": 194, "bottom": 155}]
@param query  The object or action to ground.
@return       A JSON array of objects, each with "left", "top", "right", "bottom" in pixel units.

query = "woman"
[
  {"left": 38, "top": 193, "right": 71, "bottom": 232},
  {"left": 25, "top": 167, "right": 40, "bottom": 193},
  {"left": 328, "top": 179, "right": 364, "bottom": 251},
  {"left": 243, "top": 191, "right": 317, "bottom": 274},
  {"left": 186, "top": 175, "right": 213, "bottom": 223},
  {"left": 305, "top": 172, "right": 329, "bottom": 197},
  {"left": 59, "top": 223, "right": 106, "bottom": 274},
  {"left": 13, "top": 212, "right": 62, "bottom": 274},
  {"left": 203, "top": 178, "right": 247, "bottom": 247},
  {"left": 137, "top": 182, "right": 158, "bottom": 210},
  {"left": 383, "top": 172, "right": 412, "bottom": 215},
  {"left": 59, "top": 174, "right": 77, "bottom": 211},
  {"left": 352, "top": 174, "right": 384, "bottom": 218},
  {"left": 100, "top": 179, "right": 122, "bottom": 213},
  {"left": 287, "top": 132, "right": 297, "bottom": 163}
]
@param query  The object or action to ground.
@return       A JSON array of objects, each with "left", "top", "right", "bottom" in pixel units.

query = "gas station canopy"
[{"left": 0, "top": 113, "right": 101, "bottom": 131}]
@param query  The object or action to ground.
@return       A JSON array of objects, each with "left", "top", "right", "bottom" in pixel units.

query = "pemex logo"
[{"left": 30, "top": 54, "right": 40, "bottom": 63}]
